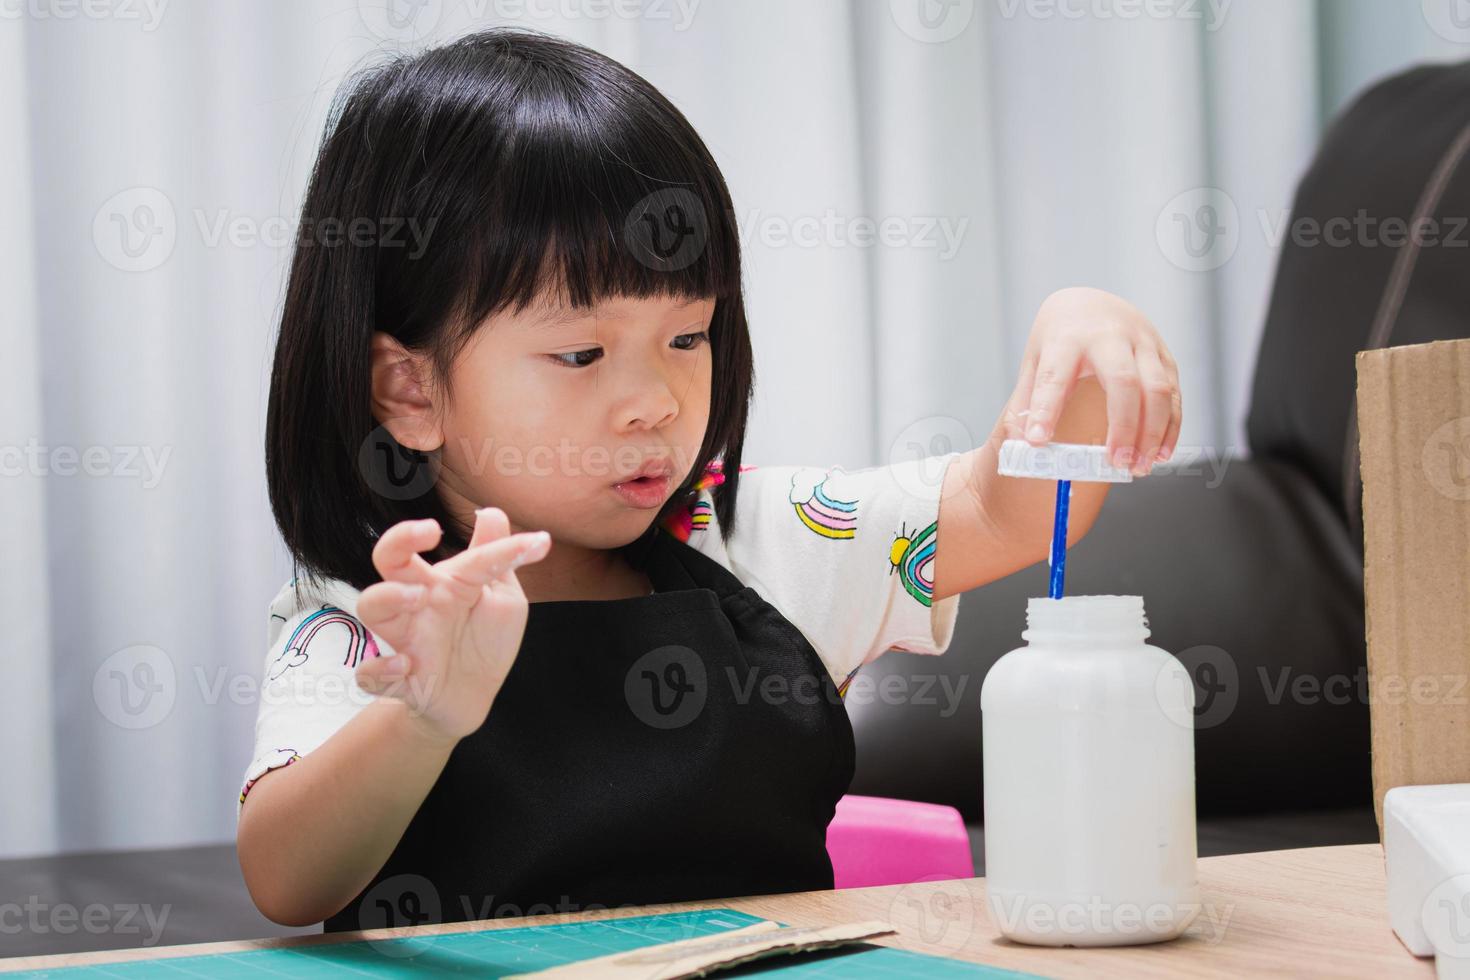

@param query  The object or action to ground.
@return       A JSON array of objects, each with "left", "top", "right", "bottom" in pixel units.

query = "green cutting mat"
[{"left": 9, "top": 909, "right": 1040, "bottom": 978}]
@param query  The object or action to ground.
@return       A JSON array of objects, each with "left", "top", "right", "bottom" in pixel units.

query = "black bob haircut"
[{"left": 266, "top": 27, "right": 754, "bottom": 594}]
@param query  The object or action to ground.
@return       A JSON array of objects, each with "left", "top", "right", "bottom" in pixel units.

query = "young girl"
[{"left": 237, "top": 28, "right": 1181, "bottom": 930}]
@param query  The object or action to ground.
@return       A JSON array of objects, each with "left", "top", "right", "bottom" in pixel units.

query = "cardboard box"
[{"left": 1357, "top": 338, "right": 1470, "bottom": 833}]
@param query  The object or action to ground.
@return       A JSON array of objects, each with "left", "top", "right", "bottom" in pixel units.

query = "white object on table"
[{"left": 1383, "top": 783, "right": 1470, "bottom": 976}]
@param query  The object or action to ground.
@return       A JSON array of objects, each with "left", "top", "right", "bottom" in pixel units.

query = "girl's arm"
[
  {"left": 933, "top": 287, "right": 1182, "bottom": 601},
  {"left": 237, "top": 508, "right": 552, "bottom": 926},
  {"left": 236, "top": 699, "right": 459, "bottom": 926}
]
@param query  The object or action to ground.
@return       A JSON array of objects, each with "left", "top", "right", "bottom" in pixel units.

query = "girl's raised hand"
[
  {"left": 351, "top": 507, "right": 551, "bottom": 743},
  {"left": 1003, "top": 286, "right": 1182, "bottom": 476}
]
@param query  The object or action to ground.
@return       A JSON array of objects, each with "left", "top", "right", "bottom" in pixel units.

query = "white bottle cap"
[{"left": 997, "top": 439, "right": 1134, "bottom": 483}]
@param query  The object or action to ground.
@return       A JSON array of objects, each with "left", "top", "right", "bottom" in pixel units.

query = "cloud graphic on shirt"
[{"left": 266, "top": 645, "right": 309, "bottom": 682}]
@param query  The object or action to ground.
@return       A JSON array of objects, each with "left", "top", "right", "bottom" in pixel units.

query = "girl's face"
[{"left": 421, "top": 292, "right": 715, "bottom": 549}]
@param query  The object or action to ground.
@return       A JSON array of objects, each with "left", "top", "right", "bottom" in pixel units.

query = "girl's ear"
[{"left": 369, "top": 332, "right": 443, "bottom": 452}]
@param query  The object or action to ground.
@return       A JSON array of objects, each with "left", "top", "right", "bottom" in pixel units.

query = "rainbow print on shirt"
[
  {"left": 889, "top": 520, "right": 938, "bottom": 607},
  {"left": 268, "top": 604, "right": 381, "bottom": 681},
  {"left": 788, "top": 468, "right": 859, "bottom": 540}
]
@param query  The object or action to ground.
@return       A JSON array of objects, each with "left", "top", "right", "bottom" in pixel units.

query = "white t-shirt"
[{"left": 238, "top": 452, "right": 964, "bottom": 815}]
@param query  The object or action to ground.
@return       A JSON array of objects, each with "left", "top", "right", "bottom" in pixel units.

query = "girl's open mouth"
[{"left": 610, "top": 474, "right": 671, "bottom": 509}]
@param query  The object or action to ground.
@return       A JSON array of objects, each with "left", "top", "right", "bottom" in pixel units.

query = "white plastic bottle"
[{"left": 981, "top": 595, "right": 1199, "bottom": 946}]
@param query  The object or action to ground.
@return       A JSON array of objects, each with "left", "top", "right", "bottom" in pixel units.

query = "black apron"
[{"left": 324, "top": 524, "right": 855, "bottom": 932}]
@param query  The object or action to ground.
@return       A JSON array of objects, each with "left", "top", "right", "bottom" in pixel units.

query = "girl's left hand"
[{"left": 1001, "top": 286, "right": 1182, "bottom": 476}]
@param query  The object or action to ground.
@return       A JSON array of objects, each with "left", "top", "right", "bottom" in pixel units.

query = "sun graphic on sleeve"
[{"left": 888, "top": 520, "right": 939, "bottom": 608}]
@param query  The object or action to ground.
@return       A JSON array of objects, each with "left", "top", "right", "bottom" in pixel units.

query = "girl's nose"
[{"left": 615, "top": 366, "right": 680, "bottom": 432}]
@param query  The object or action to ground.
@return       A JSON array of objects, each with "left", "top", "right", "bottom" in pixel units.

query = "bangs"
[{"left": 450, "top": 72, "right": 739, "bottom": 327}]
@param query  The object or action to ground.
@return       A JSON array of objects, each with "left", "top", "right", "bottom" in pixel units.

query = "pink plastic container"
[{"left": 825, "top": 794, "right": 975, "bottom": 889}]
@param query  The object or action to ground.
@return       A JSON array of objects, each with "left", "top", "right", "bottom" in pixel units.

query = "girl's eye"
[
  {"left": 671, "top": 330, "right": 710, "bottom": 351},
  {"left": 549, "top": 347, "right": 604, "bottom": 368},
  {"left": 548, "top": 331, "right": 707, "bottom": 369}
]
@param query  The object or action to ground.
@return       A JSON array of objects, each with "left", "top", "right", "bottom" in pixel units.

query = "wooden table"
[{"left": 0, "top": 844, "right": 1431, "bottom": 977}]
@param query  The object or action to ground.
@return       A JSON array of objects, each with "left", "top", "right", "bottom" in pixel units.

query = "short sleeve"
[
  {"left": 673, "top": 452, "right": 965, "bottom": 694},
  {"left": 236, "top": 577, "right": 395, "bottom": 818}
]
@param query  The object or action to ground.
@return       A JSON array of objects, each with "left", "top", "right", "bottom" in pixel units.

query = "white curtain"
[{"left": 3, "top": 0, "right": 1465, "bottom": 858}]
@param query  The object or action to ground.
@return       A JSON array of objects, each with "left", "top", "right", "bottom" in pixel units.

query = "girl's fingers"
[
  {"left": 371, "top": 519, "right": 441, "bottom": 587},
  {"left": 356, "top": 580, "right": 428, "bottom": 632},
  {"left": 1000, "top": 355, "right": 1039, "bottom": 441},
  {"left": 354, "top": 651, "right": 413, "bottom": 698},
  {"left": 434, "top": 531, "right": 551, "bottom": 604},
  {"left": 1158, "top": 374, "right": 1183, "bottom": 463},
  {"left": 469, "top": 506, "right": 509, "bottom": 550},
  {"left": 1133, "top": 347, "right": 1175, "bottom": 474},
  {"left": 1087, "top": 338, "right": 1142, "bottom": 469},
  {"left": 1023, "top": 342, "right": 1083, "bottom": 444}
]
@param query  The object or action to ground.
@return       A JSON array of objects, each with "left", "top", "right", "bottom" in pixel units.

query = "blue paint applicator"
[{"left": 997, "top": 440, "right": 1133, "bottom": 599}]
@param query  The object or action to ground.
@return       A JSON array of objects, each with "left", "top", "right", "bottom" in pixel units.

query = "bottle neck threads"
[{"left": 1022, "top": 595, "right": 1151, "bottom": 647}]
